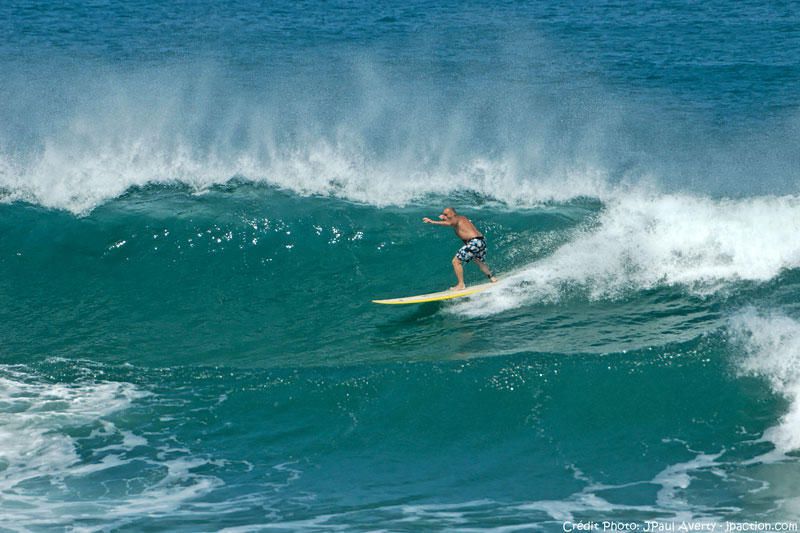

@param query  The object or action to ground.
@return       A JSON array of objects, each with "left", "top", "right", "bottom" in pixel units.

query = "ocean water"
[{"left": 2, "top": 1, "right": 800, "bottom": 530}]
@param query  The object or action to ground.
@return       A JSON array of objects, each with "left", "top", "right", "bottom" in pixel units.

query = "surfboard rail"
[{"left": 372, "top": 280, "right": 497, "bottom": 305}]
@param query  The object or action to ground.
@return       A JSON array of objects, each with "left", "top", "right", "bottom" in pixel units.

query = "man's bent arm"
[{"left": 422, "top": 218, "right": 452, "bottom": 226}]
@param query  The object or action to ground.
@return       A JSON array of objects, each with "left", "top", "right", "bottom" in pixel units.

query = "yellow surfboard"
[{"left": 372, "top": 280, "right": 497, "bottom": 305}]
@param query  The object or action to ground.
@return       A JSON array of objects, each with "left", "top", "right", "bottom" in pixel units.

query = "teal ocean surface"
[{"left": 2, "top": 1, "right": 800, "bottom": 530}]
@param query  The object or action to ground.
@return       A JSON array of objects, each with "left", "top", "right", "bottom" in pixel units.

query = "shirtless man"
[{"left": 423, "top": 207, "right": 498, "bottom": 290}]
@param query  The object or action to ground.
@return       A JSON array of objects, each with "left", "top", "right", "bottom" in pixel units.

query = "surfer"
[{"left": 423, "top": 207, "right": 498, "bottom": 290}]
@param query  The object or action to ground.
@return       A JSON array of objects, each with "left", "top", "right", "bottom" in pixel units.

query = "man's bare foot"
[
  {"left": 490, "top": 276, "right": 498, "bottom": 283},
  {"left": 449, "top": 284, "right": 466, "bottom": 291}
]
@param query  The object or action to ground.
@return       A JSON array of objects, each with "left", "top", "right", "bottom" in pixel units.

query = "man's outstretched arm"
[{"left": 422, "top": 217, "right": 451, "bottom": 226}]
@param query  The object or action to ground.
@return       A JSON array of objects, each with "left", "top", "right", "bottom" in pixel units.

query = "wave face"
[{"left": 3, "top": 0, "right": 800, "bottom": 529}]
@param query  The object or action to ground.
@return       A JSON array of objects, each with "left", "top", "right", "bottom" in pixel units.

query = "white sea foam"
[
  {"left": 652, "top": 451, "right": 725, "bottom": 512},
  {"left": 0, "top": 369, "right": 146, "bottom": 495},
  {"left": 239, "top": 450, "right": 741, "bottom": 530},
  {"left": 0, "top": 365, "right": 234, "bottom": 531},
  {"left": 454, "top": 193, "right": 800, "bottom": 316},
  {"left": 728, "top": 310, "right": 800, "bottom": 457},
  {"left": 518, "top": 450, "right": 736, "bottom": 524}
]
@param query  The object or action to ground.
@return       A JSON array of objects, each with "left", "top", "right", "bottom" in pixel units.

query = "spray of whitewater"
[{"left": 454, "top": 193, "right": 800, "bottom": 316}]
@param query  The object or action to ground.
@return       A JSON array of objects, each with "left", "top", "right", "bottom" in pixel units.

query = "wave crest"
[
  {"left": 456, "top": 194, "right": 800, "bottom": 316},
  {"left": 728, "top": 310, "right": 800, "bottom": 457}
]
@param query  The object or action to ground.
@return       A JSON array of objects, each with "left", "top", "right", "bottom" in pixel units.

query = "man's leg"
[
  {"left": 474, "top": 259, "right": 498, "bottom": 282},
  {"left": 451, "top": 256, "right": 466, "bottom": 290}
]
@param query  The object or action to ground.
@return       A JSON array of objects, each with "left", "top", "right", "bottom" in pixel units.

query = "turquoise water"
[{"left": 2, "top": 1, "right": 800, "bottom": 530}]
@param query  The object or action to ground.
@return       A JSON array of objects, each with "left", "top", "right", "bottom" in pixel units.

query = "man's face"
[{"left": 439, "top": 209, "right": 454, "bottom": 221}]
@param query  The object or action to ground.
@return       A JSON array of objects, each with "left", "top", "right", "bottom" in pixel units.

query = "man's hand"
[{"left": 422, "top": 217, "right": 433, "bottom": 223}]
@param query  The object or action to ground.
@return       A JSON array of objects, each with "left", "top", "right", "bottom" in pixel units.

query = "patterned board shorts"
[{"left": 456, "top": 237, "right": 487, "bottom": 263}]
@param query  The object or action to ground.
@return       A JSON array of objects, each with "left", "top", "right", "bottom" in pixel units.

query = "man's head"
[{"left": 439, "top": 207, "right": 457, "bottom": 221}]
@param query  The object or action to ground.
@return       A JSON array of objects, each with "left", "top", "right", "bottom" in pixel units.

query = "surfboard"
[{"left": 372, "top": 280, "right": 497, "bottom": 305}]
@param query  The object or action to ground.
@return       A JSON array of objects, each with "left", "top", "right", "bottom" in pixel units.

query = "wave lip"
[
  {"left": 0, "top": 139, "right": 614, "bottom": 215},
  {"left": 0, "top": 60, "right": 628, "bottom": 214}
]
